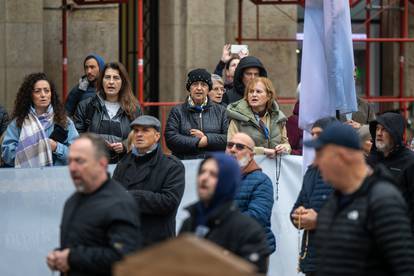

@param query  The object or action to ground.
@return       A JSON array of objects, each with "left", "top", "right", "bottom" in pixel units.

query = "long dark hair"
[
  {"left": 12, "top": 73, "right": 67, "bottom": 128},
  {"left": 96, "top": 62, "right": 140, "bottom": 120}
]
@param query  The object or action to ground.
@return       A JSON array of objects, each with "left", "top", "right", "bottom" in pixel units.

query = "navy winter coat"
[
  {"left": 235, "top": 169, "right": 276, "bottom": 254},
  {"left": 290, "top": 165, "right": 334, "bottom": 273}
]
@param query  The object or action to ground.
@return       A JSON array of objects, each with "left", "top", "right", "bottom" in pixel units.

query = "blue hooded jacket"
[{"left": 195, "top": 153, "right": 241, "bottom": 227}]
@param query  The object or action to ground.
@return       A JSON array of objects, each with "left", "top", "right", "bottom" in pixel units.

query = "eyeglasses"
[{"left": 226, "top": 142, "right": 253, "bottom": 151}]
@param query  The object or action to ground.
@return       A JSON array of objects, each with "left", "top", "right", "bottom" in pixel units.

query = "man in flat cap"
[
  {"left": 113, "top": 115, "right": 185, "bottom": 247},
  {"left": 305, "top": 122, "right": 414, "bottom": 276}
]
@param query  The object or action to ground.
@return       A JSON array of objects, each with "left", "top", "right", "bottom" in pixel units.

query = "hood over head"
[
  {"left": 233, "top": 56, "right": 267, "bottom": 96},
  {"left": 84, "top": 53, "right": 105, "bottom": 72},
  {"left": 369, "top": 112, "right": 405, "bottom": 148},
  {"left": 198, "top": 153, "right": 241, "bottom": 208}
]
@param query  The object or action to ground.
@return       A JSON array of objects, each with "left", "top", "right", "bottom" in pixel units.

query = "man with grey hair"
[
  {"left": 368, "top": 112, "right": 414, "bottom": 183},
  {"left": 113, "top": 115, "right": 185, "bottom": 247},
  {"left": 47, "top": 133, "right": 140, "bottom": 275}
]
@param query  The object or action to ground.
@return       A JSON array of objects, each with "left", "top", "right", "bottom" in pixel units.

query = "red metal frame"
[
  {"left": 235, "top": 0, "right": 414, "bottom": 116},
  {"left": 137, "top": 0, "right": 144, "bottom": 104},
  {"left": 62, "top": 0, "right": 68, "bottom": 100},
  {"left": 73, "top": 0, "right": 127, "bottom": 5},
  {"left": 60, "top": 0, "right": 128, "bottom": 100}
]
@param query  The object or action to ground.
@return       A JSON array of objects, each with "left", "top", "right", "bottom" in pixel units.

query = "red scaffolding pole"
[
  {"left": 62, "top": 0, "right": 68, "bottom": 100},
  {"left": 60, "top": 0, "right": 128, "bottom": 100},
  {"left": 137, "top": 0, "right": 144, "bottom": 104}
]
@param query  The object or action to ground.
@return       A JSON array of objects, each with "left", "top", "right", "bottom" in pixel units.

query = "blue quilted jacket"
[{"left": 235, "top": 167, "right": 276, "bottom": 254}]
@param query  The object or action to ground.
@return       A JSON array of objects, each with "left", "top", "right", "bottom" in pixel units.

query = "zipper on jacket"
[{"left": 199, "top": 112, "right": 203, "bottom": 131}]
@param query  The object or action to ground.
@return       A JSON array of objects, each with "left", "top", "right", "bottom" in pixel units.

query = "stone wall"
[
  {"left": 0, "top": 0, "right": 118, "bottom": 112},
  {"left": 0, "top": 0, "right": 44, "bottom": 111},
  {"left": 43, "top": 0, "right": 118, "bottom": 102}
]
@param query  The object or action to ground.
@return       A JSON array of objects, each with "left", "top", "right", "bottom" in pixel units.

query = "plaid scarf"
[{"left": 15, "top": 106, "right": 54, "bottom": 168}]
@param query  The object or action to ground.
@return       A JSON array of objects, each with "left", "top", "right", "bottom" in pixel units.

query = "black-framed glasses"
[{"left": 226, "top": 142, "right": 253, "bottom": 151}]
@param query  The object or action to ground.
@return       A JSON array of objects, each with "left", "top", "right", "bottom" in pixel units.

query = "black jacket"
[
  {"left": 165, "top": 99, "right": 228, "bottom": 160},
  {"left": 222, "top": 56, "right": 267, "bottom": 105},
  {"left": 180, "top": 201, "right": 269, "bottom": 273},
  {"left": 314, "top": 165, "right": 414, "bottom": 276},
  {"left": 112, "top": 145, "right": 185, "bottom": 247},
  {"left": 368, "top": 112, "right": 414, "bottom": 183},
  {"left": 74, "top": 94, "right": 142, "bottom": 163},
  {"left": 65, "top": 76, "right": 97, "bottom": 117},
  {"left": 60, "top": 178, "right": 141, "bottom": 276}
]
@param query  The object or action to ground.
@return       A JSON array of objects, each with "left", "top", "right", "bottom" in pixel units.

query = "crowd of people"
[{"left": 0, "top": 46, "right": 414, "bottom": 275}]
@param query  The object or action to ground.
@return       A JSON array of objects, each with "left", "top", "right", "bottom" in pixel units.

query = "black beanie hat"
[{"left": 186, "top": 68, "right": 212, "bottom": 91}]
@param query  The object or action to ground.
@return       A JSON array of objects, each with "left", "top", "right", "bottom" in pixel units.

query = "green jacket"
[{"left": 227, "top": 99, "right": 290, "bottom": 154}]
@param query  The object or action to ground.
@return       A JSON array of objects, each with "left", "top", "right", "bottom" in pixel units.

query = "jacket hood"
[
  {"left": 369, "top": 112, "right": 405, "bottom": 148},
  {"left": 233, "top": 56, "right": 267, "bottom": 96},
  {"left": 84, "top": 53, "right": 105, "bottom": 72},
  {"left": 200, "top": 153, "right": 241, "bottom": 208},
  {"left": 227, "top": 98, "right": 286, "bottom": 124}
]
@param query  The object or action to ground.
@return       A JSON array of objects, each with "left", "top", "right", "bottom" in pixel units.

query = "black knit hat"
[{"left": 186, "top": 68, "right": 212, "bottom": 91}]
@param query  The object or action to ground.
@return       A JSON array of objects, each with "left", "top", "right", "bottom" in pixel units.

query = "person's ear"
[
  {"left": 155, "top": 131, "right": 161, "bottom": 143},
  {"left": 99, "top": 157, "right": 108, "bottom": 168}
]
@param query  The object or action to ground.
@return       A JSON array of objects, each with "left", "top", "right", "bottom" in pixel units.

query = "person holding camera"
[
  {"left": 1, "top": 73, "right": 79, "bottom": 167},
  {"left": 213, "top": 44, "right": 248, "bottom": 91}
]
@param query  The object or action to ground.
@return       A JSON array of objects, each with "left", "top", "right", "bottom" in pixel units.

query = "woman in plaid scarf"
[{"left": 1, "top": 73, "right": 78, "bottom": 168}]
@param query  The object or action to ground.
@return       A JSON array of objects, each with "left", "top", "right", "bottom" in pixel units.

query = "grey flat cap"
[{"left": 130, "top": 115, "right": 161, "bottom": 131}]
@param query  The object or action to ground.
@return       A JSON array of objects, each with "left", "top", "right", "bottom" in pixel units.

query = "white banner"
[{"left": 0, "top": 156, "right": 304, "bottom": 276}]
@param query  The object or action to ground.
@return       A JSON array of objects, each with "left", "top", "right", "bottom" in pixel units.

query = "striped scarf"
[{"left": 15, "top": 106, "right": 54, "bottom": 168}]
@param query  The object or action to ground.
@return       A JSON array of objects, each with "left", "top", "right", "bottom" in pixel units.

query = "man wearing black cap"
[
  {"left": 113, "top": 115, "right": 185, "bottom": 247},
  {"left": 367, "top": 112, "right": 414, "bottom": 183},
  {"left": 165, "top": 68, "right": 228, "bottom": 160},
  {"left": 222, "top": 56, "right": 267, "bottom": 105},
  {"left": 305, "top": 122, "right": 414, "bottom": 275},
  {"left": 65, "top": 53, "right": 105, "bottom": 117}
]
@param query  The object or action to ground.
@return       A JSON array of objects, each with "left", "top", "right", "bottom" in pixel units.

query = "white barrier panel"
[{"left": 0, "top": 155, "right": 304, "bottom": 276}]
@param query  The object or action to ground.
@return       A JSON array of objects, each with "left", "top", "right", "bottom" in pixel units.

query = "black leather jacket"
[{"left": 74, "top": 94, "right": 142, "bottom": 163}]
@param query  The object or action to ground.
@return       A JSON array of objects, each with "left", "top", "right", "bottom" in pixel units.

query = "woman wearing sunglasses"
[{"left": 227, "top": 77, "right": 291, "bottom": 158}]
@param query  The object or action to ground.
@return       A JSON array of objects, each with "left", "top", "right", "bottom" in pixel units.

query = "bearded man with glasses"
[{"left": 225, "top": 132, "right": 276, "bottom": 266}]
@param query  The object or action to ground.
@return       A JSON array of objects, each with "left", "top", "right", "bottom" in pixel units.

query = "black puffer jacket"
[
  {"left": 165, "top": 99, "right": 228, "bottom": 160},
  {"left": 314, "top": 165, "right": 414, "bottom": 276},
  {"left": 180, "top": 201, "right": 269, "bottom": 274},
  {"left": 112, "top": 145, "right": 185, "bottom": 247},
  {"left": 74, "top": 94, "right": 142, "bottom": 163},
  {"left": 222, "top": 56, "right": 267, "bottom": 105},
  {"left": 61, "top": 178, "right": 141, "bottom": 276},
  {"left": 367, "top": 112, "right": 414, "bottom": 183}
]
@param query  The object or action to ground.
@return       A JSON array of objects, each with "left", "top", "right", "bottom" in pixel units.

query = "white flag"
[{"left": 299, "top": 0, "right": 357, "bottom": 168}]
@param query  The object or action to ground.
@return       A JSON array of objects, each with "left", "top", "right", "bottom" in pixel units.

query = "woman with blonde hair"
[{"left": 227, "top": 77, "right": 290, "bottom": 157}]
